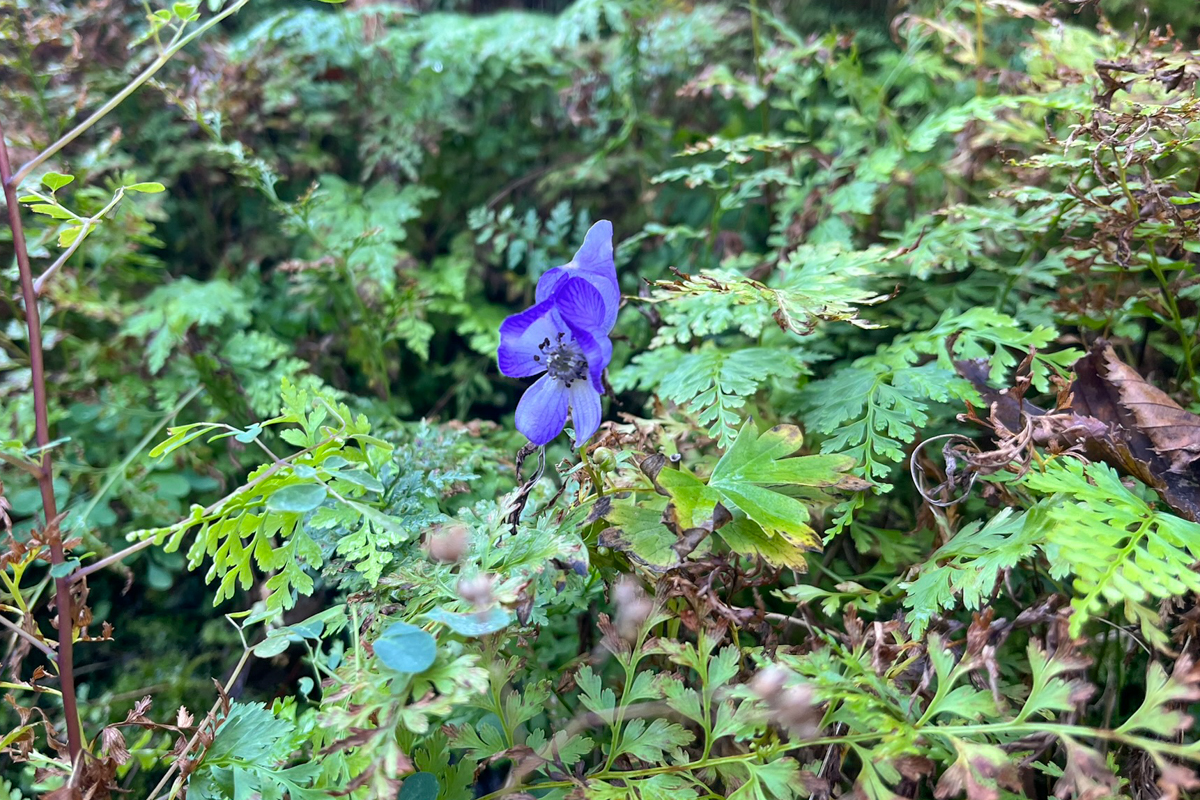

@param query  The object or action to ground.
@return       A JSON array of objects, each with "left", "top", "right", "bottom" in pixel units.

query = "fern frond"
[
  {"left": 1024, "top": 459, "right": 1200, "bottom": 644},
  {"left": 615, "top": 346, "right": 807, "bottom": 447}
]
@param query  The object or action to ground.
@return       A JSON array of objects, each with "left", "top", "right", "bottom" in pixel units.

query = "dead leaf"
[
  {"left": 953, "top": 341, "right": 1200, "bottom": 521},
  {"left": 101, "top": 726, "right": 130, "bottom": 765},
  {"left": 1054, "top": 738, "right": 1120, "bottom": 800},
  {"left": 934, "top": 740, "right": 1020, "bottom": 800},
  {"left": 1099, "top": 344, "right": 1200, "bottom": 472}
]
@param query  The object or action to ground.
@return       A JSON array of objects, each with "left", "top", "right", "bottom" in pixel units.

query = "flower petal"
[
  {"left": 535, "top": 220, "right": 619, "bottom": 331},
  {"left": 515, "top": 374, "right": 569, "bottom": 446},
  {"left": 535, "top": 266, "right": 566, "bottom": 305},
  {"left": 497, "top": 299, "right": 558, "bottom": 378},
  {"left": 554, "top": 276, "right": 608, "bottom": 332},
  {"left": 573, "top": 220, "right": 614, "bottom": 274},
  {"left": 567, "top": 381, "right": 602, "bottom": 448}
]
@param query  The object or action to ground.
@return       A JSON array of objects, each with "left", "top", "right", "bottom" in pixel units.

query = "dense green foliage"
[{"left": 4, "top": 0, "right": 1200, "bottom": 798}]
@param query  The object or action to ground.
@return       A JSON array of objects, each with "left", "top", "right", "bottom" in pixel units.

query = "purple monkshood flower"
[{"left": 498, "top": 220, "right": 618, "bottom": 448}]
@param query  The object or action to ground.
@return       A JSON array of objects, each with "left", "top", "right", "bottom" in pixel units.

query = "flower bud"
[{"left": 591, "top": 447, "right": 618, "bottom": 473}]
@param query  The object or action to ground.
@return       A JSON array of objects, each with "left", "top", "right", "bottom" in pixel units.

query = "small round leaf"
[
  {"left": 426, "top": 607, "right": 512, "bottom": 637},
  {"left": 398, "top": 773, "right": 439, "bottom": 800},
  {"left": 252, "top": 634, "right": 291, "bottom": 658},
  {"left": 267, "top": 483, "right": 327, "bottom": 513},
  {"left": 374, "top": 621, "right": 436, "bottom": 674}
]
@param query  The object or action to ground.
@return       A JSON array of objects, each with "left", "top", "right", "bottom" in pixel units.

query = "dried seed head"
[
  {"left": 750, "top": 666, "right": 819, "bottom": 740},
  {"left": 457, "top": 575, "right": 494, "bottom": 607},
  {"left": 424, "top": 524, "right": 470, "bottom": 564},
  {"left": 613, "top": 576, "right": 653, "bottom": 641}
]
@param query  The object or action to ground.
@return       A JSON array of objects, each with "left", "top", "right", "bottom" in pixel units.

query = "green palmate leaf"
[
  {"left": 374, "top": 621, "right": 437, "bottom": 674},
  {"left": 452, "top": 721, "right": 507, "bottom": 762},
  {"left": 524, "top": 729, "right": 593, "bottom": 771},
  {"left": 615, "top": 717, "right": 693, "bottom": 763},
  {"left": 598, "top": 496, "right": 686, "bottom": 571},
  {"left": 718, "top": 517, "right": 810, "bottom": 570},
  {"left": 576, "top": 665, "right": 617, "bottom": 717},
  {"left": 659, "top": 420, "right": 856, "bottom": 548}
]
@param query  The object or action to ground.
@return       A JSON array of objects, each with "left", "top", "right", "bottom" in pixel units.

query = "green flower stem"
[
  {"left": 9, "top": 0, "right": 251, "bottom": 190},
  {"left": 31, "top": 185, "right": 131, "bottom": 295},
  {"left": 71, "top": 385, "right": 205, "bottom": 552},
  {"left": 1147, "top": 248, "right": 1196, "bottom": 383}
]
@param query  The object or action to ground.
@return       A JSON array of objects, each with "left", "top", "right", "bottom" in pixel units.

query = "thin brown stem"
[
  {"left": 69, "top": 538, "right": 158, "bottom": 584},
  {"left": 1, "top": 120, "right": 83, "bottom": 760}
]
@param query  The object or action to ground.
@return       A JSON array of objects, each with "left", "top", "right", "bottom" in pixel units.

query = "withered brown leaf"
[{"left": 1099, "top": 344, "right": 1200, "bottom": 473}]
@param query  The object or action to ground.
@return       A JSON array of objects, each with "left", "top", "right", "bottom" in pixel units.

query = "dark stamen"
[{"left": 542, "top": 329, "right": 589, "bottom": 387}]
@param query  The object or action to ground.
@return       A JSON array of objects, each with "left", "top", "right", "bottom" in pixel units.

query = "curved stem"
[
  {"left": 72, "top": 385, "right": 204, "bottom": 534},
  {"left": 32, "top": 184, "right": 127, "bottom": 295},
  {"left": 0, "top": 614, "right": 57, "bottom": 662},
  {"left": 0, "top": 121, "right": 83, "bottom": 761}
]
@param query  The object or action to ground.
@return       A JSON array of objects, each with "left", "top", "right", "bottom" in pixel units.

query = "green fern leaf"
[{"left": 1024, "top": 459, "right": 1200, "bottom": 640}]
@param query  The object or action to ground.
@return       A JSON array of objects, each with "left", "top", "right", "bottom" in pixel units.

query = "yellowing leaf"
[
  {"left": 660, "top": 420, "right": 857, "bottom": 549},
  {"left": 718, "top": 518, "right": 811, "bottom": 569}
]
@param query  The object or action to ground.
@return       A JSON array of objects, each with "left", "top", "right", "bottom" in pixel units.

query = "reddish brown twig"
[{"left": 1, "top": 122, "right": 83, "bottom": 761}]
